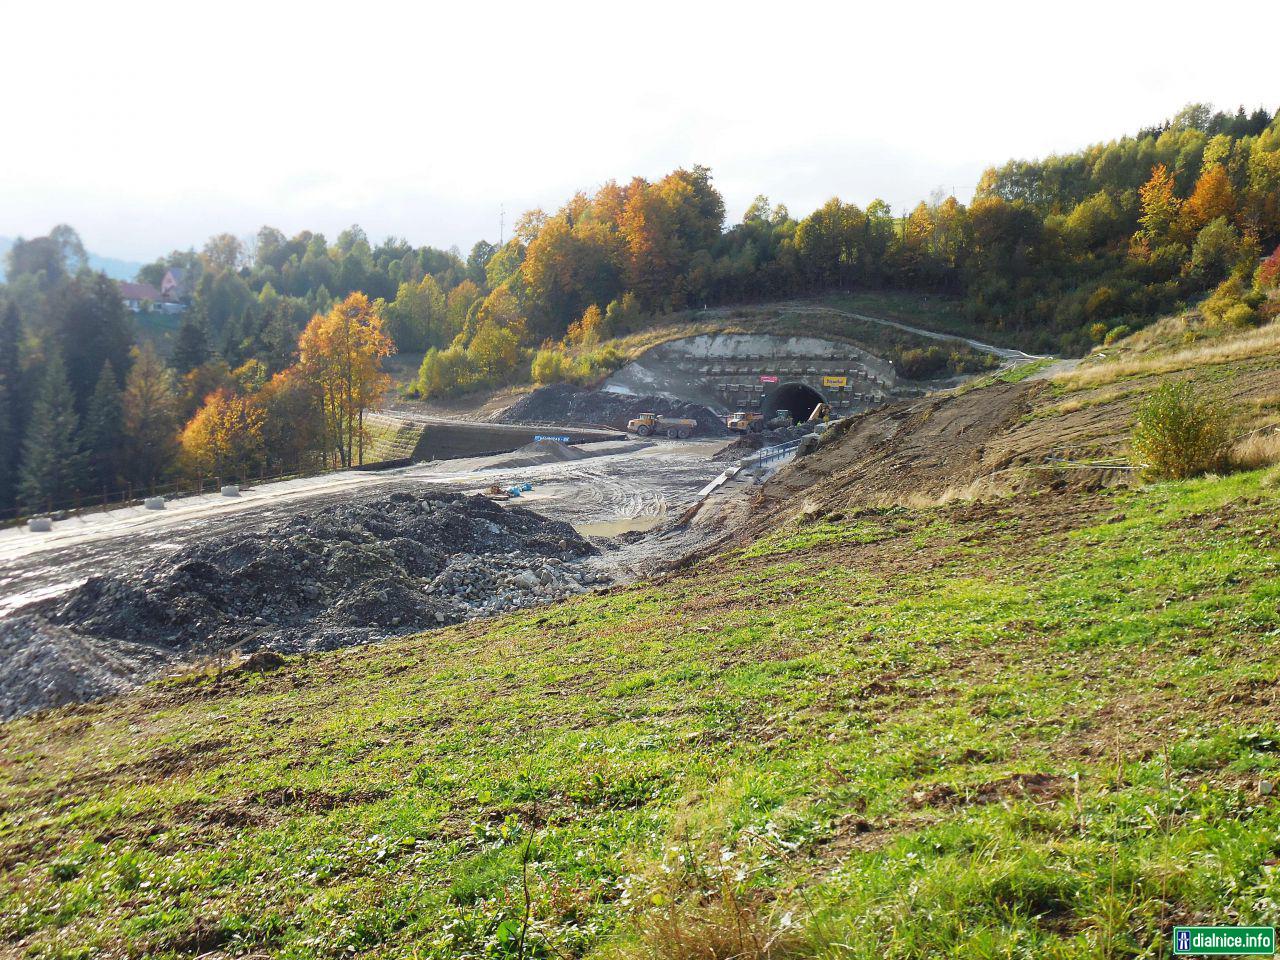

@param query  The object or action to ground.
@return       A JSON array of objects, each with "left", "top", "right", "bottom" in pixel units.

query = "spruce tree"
[
  {"left": 82, "top": 361, "right": 124, "bottom": 491},
  {"left": 50, "top": 274, "right": 134, "bottom": 412},
  {"left": 0, "top": 301, "right": 19, "bottom": 509},
  {"left": 0, "top": 373, "right": 12, "bottom": 513},
  {"left": 18, "top": 351, "right": 85, "bottom": 514},
  {"left": 172, "top": 316, "right": 211, "bottom": 374}
]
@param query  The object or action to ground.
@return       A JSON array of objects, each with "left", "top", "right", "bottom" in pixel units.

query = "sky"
[{"left": 3, "top": 0, "right": 1275, "bottom": 264}]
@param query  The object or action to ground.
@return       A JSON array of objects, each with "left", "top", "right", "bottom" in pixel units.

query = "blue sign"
[{"left": 534, "top": 435, "right": 571, "bottom": 443}]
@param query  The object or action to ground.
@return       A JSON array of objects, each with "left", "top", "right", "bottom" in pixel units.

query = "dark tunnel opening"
[{"left": 762, "top": 383, "right": 826, "bottom": 424}]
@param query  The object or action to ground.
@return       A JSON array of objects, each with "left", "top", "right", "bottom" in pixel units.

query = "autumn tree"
[
  {"left": 566, "top": 304, "right": 604, "bottom": 347},
  {"left": 122, "top": 342, "right": 179, "bottom": 490},
  {"left": 1180, "top": 165, "right": 1236, "bottom": 237},
  {"left": 257, "top": 368, "right": 326, "bottom": 472},
  {"left": 179, "top": 388, "right": 265, "bottom": 480},
  {"left": 298, "top": 292, "right": 394, "bottom": 468},
  {"left": 1136, "top": 164, "right": 1183, "bottom": 247}
]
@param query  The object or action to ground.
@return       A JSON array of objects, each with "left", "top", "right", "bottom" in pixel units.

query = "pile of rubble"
[
  {"left": 497, "top": 384, "right": 728, "bottom": 436},
  {"left": 1, "top": 491, "right": 603, "bottom": 718},
  {"left": 713, "top": 423, "right": 816, "bottom": 461},
  {"left": 51, "top": 490, "right": 599, "bottom": 653}
]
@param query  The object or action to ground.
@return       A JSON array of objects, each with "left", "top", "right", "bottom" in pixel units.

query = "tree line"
[
  {"left": 2, "top": 102, "right": 1278, "bottom": 515},
  {"left": 0, "top": 230, "right": 392, "bottom": 517}
]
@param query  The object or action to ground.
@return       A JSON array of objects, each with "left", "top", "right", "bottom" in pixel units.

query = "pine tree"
[
  {"left": 172, "top": 316, "right": 212, "bottom": 374},
  {"left": 17, "top": 351, "right": 85, "bottom": 514},
  {"left": 82, "top": 361, "right": 124, "bottom": 490},
  {"left": 0, "top": 373, "right": 12, "bottom": 512},
  {"left": 0, "top": 301, "right": 20, "bottom": 508}
]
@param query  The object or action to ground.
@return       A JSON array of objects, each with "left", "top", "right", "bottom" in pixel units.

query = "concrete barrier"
[
  {"left": 144, "top": 497, "right": 166, "bottom": 510},
  {"left": 28, "top": 517, "right": 53, "bottom": 532},
  {"left": 221, "top": 485, "right": 240, "bottom": 497}
]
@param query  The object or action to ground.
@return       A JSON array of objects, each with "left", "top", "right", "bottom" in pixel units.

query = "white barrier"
[
  {"left": 221, "top": 485, "right": 240, "bottom": 497},
  {"left": 144, "top": 497, "right": 166, "bottom": 510},
  {"left": 28, "top": 517, "right": 53, "bottom": 532}
]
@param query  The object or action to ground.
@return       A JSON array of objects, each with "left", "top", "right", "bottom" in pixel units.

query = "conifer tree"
[
  {"left": 17, "top": 350, "right": 85, "bottom": 514},
  {"left": 0, "top": 301, "right": 20, "bottom": 507},
  {"left": 82, "top": 361, "right": 124, "bottom": 490},
  {"left": 172, "top": 316, "right": 212, "bottom": 374}
]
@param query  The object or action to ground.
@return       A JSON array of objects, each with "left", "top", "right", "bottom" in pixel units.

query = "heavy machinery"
[
  {"left": 806, "top": 402, "right": 832, "bottom": 423},
  {"left": 764, "top": 409, "right": 793, "bottom": 430},
  {"left": 627, "top": 412, "right": 696, "bottom": 439},
  {"left": 724, "top": 411, "right": 765, "bottom": 433}
]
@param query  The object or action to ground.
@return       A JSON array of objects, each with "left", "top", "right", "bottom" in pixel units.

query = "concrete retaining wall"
[{"left": 411, "top": 422, "right": 624, "bottom": 461}]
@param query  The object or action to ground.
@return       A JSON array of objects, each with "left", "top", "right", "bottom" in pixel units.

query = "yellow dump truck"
[
  {"left": 725, "top": 411, "right": 765, "bottom": 433},
  {"left": 627, "top": 412, "right": 696, "bottom": 439}
]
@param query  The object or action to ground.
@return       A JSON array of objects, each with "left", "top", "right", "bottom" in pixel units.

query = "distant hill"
[{"left": 0, "top": 236, "right": 143, "bottom": 281}]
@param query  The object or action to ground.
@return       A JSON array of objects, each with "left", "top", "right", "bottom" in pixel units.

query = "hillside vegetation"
[{"left": 6, "top": 317, "right": 1280, "bottom": 957}]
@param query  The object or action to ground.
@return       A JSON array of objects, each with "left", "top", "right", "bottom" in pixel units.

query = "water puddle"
[{"left": 573, "top": 514, "right": 666, "bottom": 537}]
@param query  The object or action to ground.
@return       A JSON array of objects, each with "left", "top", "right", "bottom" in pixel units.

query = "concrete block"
[
  {"left": 144, "top": 497, "right": 166, "bottom": 510},
  {"left": 28, "top": 517, "right": 53, "bottom": 532},
  {"left": 221, "top": 485, "right": 240, "bottom": 497}
]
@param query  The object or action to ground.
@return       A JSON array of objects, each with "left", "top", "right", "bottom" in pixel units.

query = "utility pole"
[{"left": 499, "top": 204, "right": 505, "bottom": 246}]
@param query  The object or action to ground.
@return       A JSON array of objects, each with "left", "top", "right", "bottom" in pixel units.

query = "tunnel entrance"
[{"left": 762, "top": 382, "right": 826, "bottom": 424}]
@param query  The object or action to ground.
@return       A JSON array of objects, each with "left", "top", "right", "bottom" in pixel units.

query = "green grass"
[{"left": 5, "top": 470, "right": 1280, "bottom": 957}]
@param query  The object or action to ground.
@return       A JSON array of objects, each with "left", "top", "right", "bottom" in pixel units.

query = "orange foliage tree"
[
  {"left": 298, "top": 292, "right": 394, "bottom": 468},
  {"left": 1180, "top": 165, "right": 1236, "bottom": 237},
  {"left": 179, "top": 388, "right": 266, "bottom": 480}
]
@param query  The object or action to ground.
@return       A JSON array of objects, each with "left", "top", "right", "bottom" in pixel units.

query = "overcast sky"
[{"left": 3, "top": 0, "right": 1274, "bottom": 263}]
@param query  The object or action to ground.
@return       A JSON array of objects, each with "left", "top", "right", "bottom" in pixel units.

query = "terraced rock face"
[{"left": 1, "top": 491, "right": 603, "bottom": 718}]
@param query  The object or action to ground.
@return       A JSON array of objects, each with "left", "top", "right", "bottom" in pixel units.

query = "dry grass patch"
[
  {"left": 1056, "top": 320, "right": 1280, "bottom": 390},
  {"left": 1230, "top": 429, "right": 1280, "bottom": 471}
]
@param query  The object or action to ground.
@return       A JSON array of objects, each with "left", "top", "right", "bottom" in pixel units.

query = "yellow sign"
[{"left": 822, "top": 376, "right": 848, "bottom": 388}]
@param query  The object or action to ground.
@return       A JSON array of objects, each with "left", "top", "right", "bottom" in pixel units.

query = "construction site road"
[{"left": 0, "top": 438, "right": 730, "bottom": 619}]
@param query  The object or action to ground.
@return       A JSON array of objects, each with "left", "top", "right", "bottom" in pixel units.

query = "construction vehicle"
[
  {"left": 764, "top": 409, "right": 793, "bottom": 430},
  {"left": 806, "top": 402, "right": 832, "bottom": 423},
  {"left": 724, "top": 411, "right": 765, "bottom": 434},
  {"left": 627, "top": 412, "right": 696, "bottom": 439}
]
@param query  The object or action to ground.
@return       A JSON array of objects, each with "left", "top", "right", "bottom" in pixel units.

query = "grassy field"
[{"left": 5, "top": 458, "right": 1280, "bottom": 957}]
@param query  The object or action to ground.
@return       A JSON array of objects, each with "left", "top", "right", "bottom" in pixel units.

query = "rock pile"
[
  {"left": 497, "top": 384, "right": 729, "bottom": 437},
  {"left": 0, "top": 491, "right": 605, "bottom": 718},
  {"left": 49, "top": 490, "right": 599, "bottom": 655}
]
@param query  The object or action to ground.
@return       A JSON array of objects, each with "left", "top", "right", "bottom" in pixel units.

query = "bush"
[
  {"left": 1130, "top": 381, "right": 1230, "bottom": 480},
  {"left": 1103, "top": 324, "right": 1131, "bottom": 345},
  {"left": 1223, "top": 302, "right": 1259, "bottom": 328}
]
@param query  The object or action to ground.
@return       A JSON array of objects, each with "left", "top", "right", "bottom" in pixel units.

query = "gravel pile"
[
  {"left": 497, "top": 384, "right": 729, "bottom": 437},
  {"left": 1, "top": 491, "right": 602, "bottom": 718}
]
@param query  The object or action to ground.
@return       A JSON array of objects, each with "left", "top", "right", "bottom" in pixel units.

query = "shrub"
[
  {"left": 1130, "top": 381, "right": 1230, "bottom": 480},
  {"left": 1223, "top": 302, "right": 1259, "bottom": 328},
  {"left": 1103, "top": 324, "right": 1131, "bottom": 345},
  {"left": 1088, "top": 322, "right": 1109, "bottom": 343}
]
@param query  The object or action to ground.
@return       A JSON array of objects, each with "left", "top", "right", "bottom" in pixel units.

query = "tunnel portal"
[{"left": 762, "top": 382, "right": 826, "bottom": 424}]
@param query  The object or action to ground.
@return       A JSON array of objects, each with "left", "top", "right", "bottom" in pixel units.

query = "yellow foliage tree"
[
  {"left": 1136, "top": 164, "right": 1182, "bottom": 246},
  {"left": 298, "top": 292, "right": 394, "bottom": 467},
  {"left": 179, "top": 388, "right": 266, "bottom": 480},
  {"left": 567, "top": 304, "right": 603, "bottom": 347}
]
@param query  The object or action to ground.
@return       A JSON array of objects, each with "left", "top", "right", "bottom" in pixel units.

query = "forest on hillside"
[{"left": 1, "top": 102, "right": 1278, "bottom": 518}]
